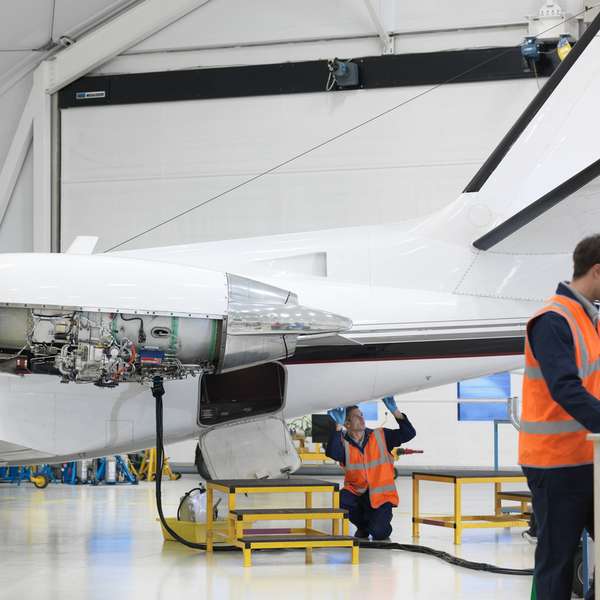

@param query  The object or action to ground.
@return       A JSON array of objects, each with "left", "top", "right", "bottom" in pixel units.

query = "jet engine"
[{"left": 0, "top": 254, "right": 351, "bottom": 386}]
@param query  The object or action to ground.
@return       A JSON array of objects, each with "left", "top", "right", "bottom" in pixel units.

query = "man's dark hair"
[
  {"left": 573, "top": 235, "right": 600, "bottom": 279},
  {"left": 345, "top": 405, "right": 360, "bottom": 421}
]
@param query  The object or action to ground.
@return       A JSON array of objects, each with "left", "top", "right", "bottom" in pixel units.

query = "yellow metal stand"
[
  {"left": 133, "top": 448, "right": 181, "bottom": 481},
  {"left": 205, "top": 478, "right": 358, "bottom": 566},
  {"left": 294, "top": 438, "right": 333, "bottom": 464},
  {"left": 495, "top": 490, "right": 532, "bottom": 516},
  {"left": 412, "top": 470, "right": 529, "bottom": 544}
]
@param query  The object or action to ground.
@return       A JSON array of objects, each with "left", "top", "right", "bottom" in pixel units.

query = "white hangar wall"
[
  {"left": 60, "top": 79, "right": 541, "bottom": 251},
  {"left": 2, "top": 0, "right": 595, "bottom": 255},
  {"left": 64, "top": 0, "right": 589, "bottom": 251}
]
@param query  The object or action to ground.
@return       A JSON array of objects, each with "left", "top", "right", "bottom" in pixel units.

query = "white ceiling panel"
[
  {"left": 0, "top": 52, "right": 34, "bottom": 74},
  {"left": 131, "top": 0, "right": 374, "bottom": 52},
  {"left": 0, "top": 1, "right": 53, "bottom": 50}
]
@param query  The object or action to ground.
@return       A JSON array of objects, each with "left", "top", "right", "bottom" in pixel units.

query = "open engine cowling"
[{"left": 0, "top": 254, "right": 351, "bottom": 385}]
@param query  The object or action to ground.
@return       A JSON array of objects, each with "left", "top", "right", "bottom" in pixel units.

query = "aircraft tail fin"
[
  {"left": 423, "top": 12, "right": 600, "bottom": 258},
  {"left": 421, "top": 14, "right": 600, "bottom": 302}
]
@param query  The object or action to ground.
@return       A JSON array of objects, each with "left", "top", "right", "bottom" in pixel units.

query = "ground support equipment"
[
  {"left": 94, "top": 456, "right": 138, "bottom": 485},
  {"left": 0, "top": 465, "right": 53, "bottom": 488},
  {"left": 412, "top": 470, "right": 529, "bottom": 544},
  {"left": 133, "top": 448, "right": 181, "bottom": 481},
  {"left": 495, "top": 489, "right": 532, "bottom": 516},
  {"left": 205, "top": 478, "right": 358, "bottom": 566},
  {"left": 293, "top": 436, "right": 333, "bottom": 464}
]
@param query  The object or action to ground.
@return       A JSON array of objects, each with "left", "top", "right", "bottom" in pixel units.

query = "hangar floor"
[{"left": 0, "top": 474, "right": 534, "bottom": 600}]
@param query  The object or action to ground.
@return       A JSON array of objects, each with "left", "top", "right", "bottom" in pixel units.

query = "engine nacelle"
[{"left": 0, "top": 254, "right": 351, "bottom": 385}]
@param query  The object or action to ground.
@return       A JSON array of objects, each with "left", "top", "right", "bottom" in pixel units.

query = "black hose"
[
  {"left": 359, "top": 541, "right": 533, "bottom": 576},
  {"left": 120, "top": 314, "right": 146, "bottom": 343},
  {"left": 152, "top": 376, "right": 236, "bottom": 551}
]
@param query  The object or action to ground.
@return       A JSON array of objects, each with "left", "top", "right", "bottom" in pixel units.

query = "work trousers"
[
  {"left": 340, "top": 488, "right": 393, "bottom": 540},
  {"left": 523, "top": 464, "right": 594, "bottom": 600}
]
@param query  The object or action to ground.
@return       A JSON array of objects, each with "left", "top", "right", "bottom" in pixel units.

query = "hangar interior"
[{"left": 1, "top": 1, "right": 599, "bottom": 598}]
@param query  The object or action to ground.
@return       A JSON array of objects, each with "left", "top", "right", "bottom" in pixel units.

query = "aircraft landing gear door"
[{"left": 197, "top": 362, "right": 301, "bottom": 480}]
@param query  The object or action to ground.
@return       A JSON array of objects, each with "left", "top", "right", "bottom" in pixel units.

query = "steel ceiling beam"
[
  {"left": 43, "top": 0, "right": 210, "bottom": 94},
  {"left": 363, "top": 0, "right": 393, "bottom": 54},
  {"left": 0, "top": 85, "right": 35, "bottom": 229}
]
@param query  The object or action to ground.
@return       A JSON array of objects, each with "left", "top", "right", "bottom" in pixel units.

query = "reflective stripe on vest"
[
  {"left": 342, "top": 428, "right": 398, "bottom": 508},
  {"left": 518, "top": 294, "right": 600, "bottom": 468},
  {"left": 343, "top": 428, "right": 395, "bottom": 471},
  {"left": 545, "top": 301, "right": 600, "bottom": 379},
  {"left": 520, "top": 419, "right": 585, "bottom": 434},
  {"left": 370, "top": 483, "right": 398, "bottom": 495}
]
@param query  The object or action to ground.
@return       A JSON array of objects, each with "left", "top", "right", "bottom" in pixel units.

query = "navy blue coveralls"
[
  {"left": 325, "top": 415, "right": 416, "bottom": 539},
  {"left": 525, "top": 282, "right": 600, "bottom": 600}
]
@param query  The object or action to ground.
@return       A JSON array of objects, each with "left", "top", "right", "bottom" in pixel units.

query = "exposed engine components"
[
  {"left": 3, "top": 308, "right": 216, "bottom": 386},
  {"left": 0, "top": 254, "right": 351, "bottom": 387}
]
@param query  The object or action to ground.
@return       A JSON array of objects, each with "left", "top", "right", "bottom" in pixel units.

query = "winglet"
[{"left": 65, "top": 236, "right": 99, "bottom": 255}]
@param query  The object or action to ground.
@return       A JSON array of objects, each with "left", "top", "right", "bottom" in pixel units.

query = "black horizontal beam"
[{"left": 59, "top": 45, "right": 558, "bottom": 109}]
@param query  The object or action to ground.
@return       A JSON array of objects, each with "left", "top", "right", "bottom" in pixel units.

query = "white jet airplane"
[{"left": 1, "top": 15, "right": 599, "bottom": 479}]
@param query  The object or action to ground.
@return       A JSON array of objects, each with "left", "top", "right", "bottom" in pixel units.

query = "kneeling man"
[{"left": 325, "top": 398, "right": 416, "bottom": 540}]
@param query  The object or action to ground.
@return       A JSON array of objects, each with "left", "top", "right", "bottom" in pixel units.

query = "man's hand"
[
  {"left": 327, "top": 407, "right": 346, "bottom": 430},
  {"left": 382, "top": 396, "right": 403, "bottom": 419}
]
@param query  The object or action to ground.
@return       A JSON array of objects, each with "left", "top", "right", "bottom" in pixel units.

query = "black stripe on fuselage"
[{"left": 283, "top": 336, "right": 524, "bottom": 364}]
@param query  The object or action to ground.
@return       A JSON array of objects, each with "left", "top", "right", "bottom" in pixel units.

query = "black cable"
[
  {"left": 360, "top": 541, "right": 533, "bottom": 576},
  {"left": 531, "top": 59, "right": 541, "bottom": 91},
  {"left": 50, "top": 0, "right": 57, "bottom": 46},
  {"left": 152, "top": 376, "right": 237, "bottom": 551},
  {"left": 120, "top": 314, "right": 146, "bottom": 344}
]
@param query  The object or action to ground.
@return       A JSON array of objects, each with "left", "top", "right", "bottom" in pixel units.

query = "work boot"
[
  {"left": 522, "top": 513, "right": 537, "bottom": 544},
  {"left": 522, "top": 528, "right": 537, "bottom": 545},
  {"left": 354, "top": 529, "right": 369, "bottom": 540}
]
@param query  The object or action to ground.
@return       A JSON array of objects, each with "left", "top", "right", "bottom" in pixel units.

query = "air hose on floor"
[
  {"left": 152, "top": 376, "right": 535, "bottom": 570},
  {"left": 152, "top": 376, "right": 237, "bottom": 552},
  {"left": 359, "top": 541, "right": 533, "bottom": 576}
]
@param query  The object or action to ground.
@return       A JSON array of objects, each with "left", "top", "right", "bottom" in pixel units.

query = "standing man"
[
  {"left": 325, "top": 397, "right": 416, "bottom": 540},
  {"left": 519, "top": 234, "right": 600, "bottom": 600}
]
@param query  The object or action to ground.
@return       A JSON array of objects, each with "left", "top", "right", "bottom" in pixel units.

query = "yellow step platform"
[{"left": 205, "top": 478, "right": 358, "bottom": 566}]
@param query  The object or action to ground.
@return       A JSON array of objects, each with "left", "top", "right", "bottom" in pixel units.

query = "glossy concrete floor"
[{"left": 0, "top": 474, "right": 534, "bottom": 600}]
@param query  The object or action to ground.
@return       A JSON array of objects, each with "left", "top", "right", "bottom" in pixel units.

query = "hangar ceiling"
[{"left": 0, "top": 0, "right": 139, "bottom": 96}]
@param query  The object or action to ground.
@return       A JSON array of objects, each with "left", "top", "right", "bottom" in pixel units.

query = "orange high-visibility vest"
[
  {"left": 519, "top": 293, "right": 600, "bottom": 468},
  {"left": 342, "top": 428, "right": 399, "bottom": 508}
]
